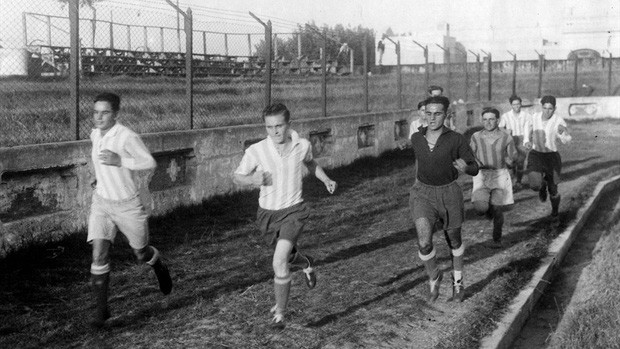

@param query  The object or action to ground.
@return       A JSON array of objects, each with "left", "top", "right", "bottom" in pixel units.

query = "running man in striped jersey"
[
  {"left": 470, "top": 108, "right": 517, "bottom": 248},
  {"left": 499, "top": 95, "right": 532, "bottom": 190},
  {"left": 87, "top": 92, "right": 172, "bottom": 328},
  {"left": 524, "top": 95, "right": 572, "bottom": 218},
  {"left": 234, "top": 103, "right": 337, "bottom": 329}
]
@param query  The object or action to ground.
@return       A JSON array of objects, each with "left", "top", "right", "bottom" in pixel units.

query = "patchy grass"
[
  {"left": 0, "top": 122, "right": 619, "bottom": 348},
  {"left": 547, "top": 189, "right": 620, "bottom": 349}
]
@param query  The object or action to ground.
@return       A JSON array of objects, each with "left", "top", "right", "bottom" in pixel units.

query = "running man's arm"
[
  {"left": 505, "top": 136, "right": 517, "bottom": 168},
  {"left": 305, "top": 159, "right": 337, "bottom": 194},
  {"left": 455, "top": 135, "right": 479, "bottom": 176},
  {"left": 233, "top": 150, "right": 270, "bottom": 188},
  {"left": 557, "top": 123, "right": 572, "bottom": 144}
]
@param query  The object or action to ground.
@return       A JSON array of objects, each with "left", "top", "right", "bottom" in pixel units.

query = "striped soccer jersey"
[
  {"left": 235, "top": 130, "right": 312, "bottom": 210},
  {"left": 524, "top": 112, "right": 571, "bottom": 152},
  {"left": 91, "top": 123, "right": 156, "bottom": 201},
  {"left": 469, "top": 129, "right": 516, "bottom": 169},
  {"left": 499, "top": 110, "right": 532, "bottom": 137}
]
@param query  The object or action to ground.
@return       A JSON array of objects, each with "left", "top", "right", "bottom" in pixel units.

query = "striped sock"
[
  {"left": 451, "top": 245, "right": 465, "bottom": 279},
  {"left": 419, "top": 248, "right": 439, "bottom": 280},
  {"left": 273, "top": 273, "right": 292, "bottom": 315}
]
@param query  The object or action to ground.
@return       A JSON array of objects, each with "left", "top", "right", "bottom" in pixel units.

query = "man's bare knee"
[{"left": 473, "top": 201, "right": 489, "bottom": 215}]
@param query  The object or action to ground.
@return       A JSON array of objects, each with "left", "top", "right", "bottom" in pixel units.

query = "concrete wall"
[{"left": 0, "top": 109, "right": 414, "bottom": 257}]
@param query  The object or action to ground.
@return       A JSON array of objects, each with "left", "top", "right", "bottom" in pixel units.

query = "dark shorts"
[
  {"left": 527, "top": 150, "right": 562, "bottom": 178},
  {"left": 257, "top": 202, "right": 310, "bottom": 246},
  {"left": 409, "top": 180, "right": 464, "bottom": 230}
]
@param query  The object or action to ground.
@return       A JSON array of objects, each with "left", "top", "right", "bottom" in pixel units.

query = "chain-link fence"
[{"left": 1, "top": 0, "right": 619, "bottom": 148}]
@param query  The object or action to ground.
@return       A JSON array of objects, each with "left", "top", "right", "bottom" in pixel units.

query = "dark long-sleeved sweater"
[{"left": 410, "top": 127, "right": 479, "bottom": 186}]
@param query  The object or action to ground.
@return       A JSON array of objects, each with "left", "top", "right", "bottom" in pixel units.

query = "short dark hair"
[
  {"left": 481, "top": 107, "right": 500, "bottom": 119},
  {"left": 424, "top": 96, "right": 450, "bottom": 112},
  {"left": 94, "top": 92, "right": 121, "bottom": 111},
  {"left": 262, "top": 103, "right": 290, "bottom": 122},
  {"left": 509, "top": 95, "right": 522, "bottom": 104},
  {"left": 427, "top": 85, "right": 444, "bottom": 95},
  {"left": 417, "top": 100, "right": 426, "bottom": 110},
  {"left": 541, "top": 95, "right": 556, "bottom": 107}
]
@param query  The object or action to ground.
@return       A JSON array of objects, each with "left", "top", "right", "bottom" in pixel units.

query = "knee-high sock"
[
  {"left": 90, "top": 264, "right": 111, "bottom": 320},
  {"left": 451, "top": 245, "right": 464, "bottom": 275},
  {"left": 551, "top": 194, "right": 561, "bottom": 215},
  {"left": 274, "top": 273, "right": 292, "bottom": 314},
  {"left": 418, "top": 248, "right": 439, "bottom": 280},
  {"left": 492, "top": 209, "right": 504, "bottom": 242}
]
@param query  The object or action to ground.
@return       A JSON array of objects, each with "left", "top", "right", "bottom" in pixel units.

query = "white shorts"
[
  {"left": 87, "top": 192, "right": 149, "bottom": 249},
  {"left": 471, "top": 168, "right": 514, "bottom": 206}
]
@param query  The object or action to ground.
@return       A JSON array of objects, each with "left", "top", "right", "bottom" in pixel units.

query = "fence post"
[
  {"left": 609, "top": 52, "right": 613, "bottom": 96},
  {"left": 247, "top": 34, "right": 251, "bottom": 56},
  {"left": 249, "top": 12, "right": 272, "bottom": 109},
  {"left": 47, "top": 15, "right": 52, "bottom": 46},
  {"left": 109, "top": 11, "right": 114, "bottom": 49},
  {"left": 397, "top": 42, "right": 402, "bottom": 108},
  {"left": 385, "top": 36, "right": 401, "bottom": 108},
  {"left": 413, "top": 40, "right": 428, "bottom": 91},
  {"left": 185, "top": 9, "right": 193, "bottom": 129},
  {"left": 126, "top": 25, "right": 131, "bottom": 50},
  {"left": 143, "top": 26, "right": 148, "bottom": 51},
  {"left": 469, "top": 50, "right": 481, "bottom": 101},
  {"left": 436, "top": 44, "right": 450, "bottom": 97},
  {"left": 456, "top": 48, "right": 468, "bottom": 101},
  {"left": 424, "top": 46, "right": 429, "bottom": 91},
  {"left": 321, "top": 29, "right": 327, "bottom": 116},
  {"left": 22, "top": 13, "right": 27, "bottom": 46},
  {"left": 536, "top": 51, "right": 544, "bottom": 98},
  {"left": 160, "top": 27, "right": 164, "bottom": 52},
  {"left": 482, "top": 50, "right": 492, "bottom": 101},
  {"left": 363, "top": 35, "right": 369, "bottom": 112},
  {"left": 69, "top": 0, "right": 80, "bottom": 140},
  {"left": 573, "top": 58, "right": 578, "bottom": 96},
  {"left": 203, "top": 31, "right": 207, "bottom": 54},
  {"left": 92, "top": 19, "right": 97, "bottom": 47},
  {"left": 508, "top": 50, "right": 517, "bottom": 96},
  {"left": 224, "top": 33, "right": 229, "bottom": 56},
  {"left": 350, "top": 48, "right": 354, "bottom": 75}
]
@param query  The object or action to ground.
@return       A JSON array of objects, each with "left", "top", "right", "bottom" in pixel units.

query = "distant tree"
[{"left": 253, "top": 22, "right": 376, "bottom": 71}]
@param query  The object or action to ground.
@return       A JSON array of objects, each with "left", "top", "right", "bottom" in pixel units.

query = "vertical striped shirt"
[
  {"left": 91, "top": 123, "right": 156, "bottom": 200},
  {"left": 470, "top": 129, "right": 516, "bottom": 169},
  {"left": 524, "top": 112, "right": 571, "bottom": 152},
  {"left": 409, "top": 117, "right": 428, "bottom": 137},
  {"left": 235, "top": 130, "right": 312, "bottom": 210},
  {"left": 499, "top": 110, "right": 532, "bottom": 136}
]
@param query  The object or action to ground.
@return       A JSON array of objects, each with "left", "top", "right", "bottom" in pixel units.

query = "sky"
[{"left": 1, "top": 0, "right": 618, "bottom": 61}]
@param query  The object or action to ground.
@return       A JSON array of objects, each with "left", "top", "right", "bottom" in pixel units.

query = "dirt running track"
[{"left": 1, "top": 121, "right": 619, "bottom": 348}]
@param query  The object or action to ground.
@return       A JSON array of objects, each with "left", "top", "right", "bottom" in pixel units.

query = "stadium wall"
[{"left": 0, "top": 109, "right": 415, "bottom": 257}]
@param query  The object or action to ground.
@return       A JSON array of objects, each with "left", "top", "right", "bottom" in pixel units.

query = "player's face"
[
  {"left": 425, "top": 103, "right": 446, "bottom": 131},
  {"left": 418, "top": 105, "right": 426, "bottom": 119},
  {"left": 93, "top": 101, "right": 117, "bottom": 132},
  {"left": 264, "top": 113, "right": 290, "bottom": 144},
  {"left": 482, "top": 112, "right": 499, "bottom": 131},
  {"left": 511, "top": 100, "right": 522, "bottom": 113},
  {"left": 542, "top": 103, "right": 555, "bottom": 119}
]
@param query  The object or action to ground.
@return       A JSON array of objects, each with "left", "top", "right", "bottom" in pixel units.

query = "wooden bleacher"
[{"left": 26, "top": 45, "right": 347, "bottom": 77}]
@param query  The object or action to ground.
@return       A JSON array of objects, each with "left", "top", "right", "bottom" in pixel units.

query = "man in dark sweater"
[{"left": 409, "top": 96, "right": 479, "bottom": 303}]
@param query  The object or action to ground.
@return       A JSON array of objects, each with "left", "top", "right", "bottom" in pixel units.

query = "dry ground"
[{"left": 1, "top": 120, "right": 619, "bottom": 349}]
